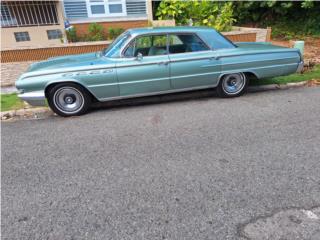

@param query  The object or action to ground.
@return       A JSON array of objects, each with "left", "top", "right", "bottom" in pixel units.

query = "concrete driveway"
[{"left": 2, "top": 87, "right": 320, "bottom": 240}]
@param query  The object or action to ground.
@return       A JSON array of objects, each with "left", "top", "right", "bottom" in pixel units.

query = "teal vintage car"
[{"left": 16, "top": 27, "right": 303, "bottom": 116}]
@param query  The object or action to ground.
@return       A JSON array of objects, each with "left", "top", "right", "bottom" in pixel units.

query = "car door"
[
  {"left": 116, "top": 34, "right": 171, "bottom": 96},
  {"left": 168, "top": 33, "right": 221, "bottom": 89}
]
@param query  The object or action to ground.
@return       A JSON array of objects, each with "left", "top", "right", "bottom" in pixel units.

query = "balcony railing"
[{"left": 0, "top": 1, "right": 59, "bottom": 28}]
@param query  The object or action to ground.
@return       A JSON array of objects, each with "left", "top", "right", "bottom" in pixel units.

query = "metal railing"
[{"left": 0, "top": 1, "right": 59, "bottom": 28}]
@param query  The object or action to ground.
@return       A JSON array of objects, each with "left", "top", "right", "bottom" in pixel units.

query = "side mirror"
[{"left": 136, "top": 52, "right": 143, "bottom": 61}]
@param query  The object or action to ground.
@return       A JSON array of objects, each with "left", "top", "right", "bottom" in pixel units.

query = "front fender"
[{"left": 44, "top": 78, "right": 96, "bottom": 98}]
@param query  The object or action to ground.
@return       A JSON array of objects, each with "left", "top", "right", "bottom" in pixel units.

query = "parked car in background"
[{"left": 16, "top": 27, "right": 303, "bottom": 117}]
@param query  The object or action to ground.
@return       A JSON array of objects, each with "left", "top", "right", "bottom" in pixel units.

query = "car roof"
[{"left": 127, "top": 26, "right": 217, "bottom": 36}]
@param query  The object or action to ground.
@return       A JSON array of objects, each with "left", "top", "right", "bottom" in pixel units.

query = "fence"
[
  {"left": 1, "top": 41, "right": 111, "bottom": 63},
  {"left": 223, "top": 32, "right": 256, "bottom": 43}
]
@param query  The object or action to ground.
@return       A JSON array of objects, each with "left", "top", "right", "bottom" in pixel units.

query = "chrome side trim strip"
[
  {"left": 98, "top": 84, "right": 218, "bottom": 102},
  {"left": 220, "top": 56, "right": 300, "bottom": 66},
  {"left": 22, "top": 66, "right": 115, "bottom": 79},
  {"left": 217, "top": 50, "right": 299, "bottom": 60},
  {"left": 88, "top": 76, "right": 170, "bottom": 88},
  {"left": 201, "top": 64, "right": 220, "bottom": 68},
  {"left": 170, "top": 71, "right": 220, "bottom": 80}
]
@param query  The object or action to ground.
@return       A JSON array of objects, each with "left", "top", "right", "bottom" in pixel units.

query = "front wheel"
[
  {"left": 47, "top": 83, "right": 91, "bottom": 117},
  {"left": 217, "top": 73, "right": 248, "bottom": 98}
]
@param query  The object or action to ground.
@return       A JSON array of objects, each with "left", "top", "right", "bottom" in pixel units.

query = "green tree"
[
  {"left": 233, "top": 0, "right": 320, "bottom": 38},
  {"left": 156, "top": 0, "right": 235, "bottom": 31}
]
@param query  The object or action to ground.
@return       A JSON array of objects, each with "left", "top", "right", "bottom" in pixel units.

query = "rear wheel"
[
  {"left": 217, "top": 73, "right": 248, "bottom": 98},
  {"left": 47, "top": 83, "right": 91, "bottom": 117}
]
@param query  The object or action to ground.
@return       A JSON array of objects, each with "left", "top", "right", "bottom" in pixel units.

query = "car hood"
[{"left": 27, "top": 52, "right": 109, "bottom": 73}]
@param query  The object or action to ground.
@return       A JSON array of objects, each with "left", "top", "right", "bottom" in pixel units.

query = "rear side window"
[{"left": 168, "top": 34, "right": 209, "bottom": 54}]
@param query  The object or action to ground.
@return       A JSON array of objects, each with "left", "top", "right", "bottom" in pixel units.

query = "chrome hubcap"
[
  {"left": 53, "top": 87, "right": 84, "bottom": 113},
  {"left": 222, "top": 73, "right": 246, "bottom": 94}
]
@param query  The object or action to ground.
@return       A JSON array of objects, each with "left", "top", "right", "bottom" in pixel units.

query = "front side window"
[
  {"left": 124, "top": 34, "right": 167, "bottom": 57},
  {"left": 87, "top": 0, "right": 126, "bottom": 17},
  {"left": 168, "top": 34, "right": 209, "bottom": 54}
]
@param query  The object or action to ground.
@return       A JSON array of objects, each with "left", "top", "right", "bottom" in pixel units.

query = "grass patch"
[
  {"left": 250, "top": 65, "right": 320, "bottom": 86},
  {"left": 1, "top": 93, "right": 25, "bottom": 112}
]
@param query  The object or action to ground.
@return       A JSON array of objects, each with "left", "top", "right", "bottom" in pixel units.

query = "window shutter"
[
  {"left": 64, "top": 0, "right": 88, "bottom": 19},
  {"left": 126, "top": 0, "right": 146, "bottom": 15}
]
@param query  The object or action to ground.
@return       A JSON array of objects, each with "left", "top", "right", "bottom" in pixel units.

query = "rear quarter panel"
[{"left": 218, "top": 49, "right": 301, "bottom": 79}]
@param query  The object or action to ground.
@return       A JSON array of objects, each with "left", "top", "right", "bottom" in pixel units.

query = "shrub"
[
  {"left": 66, "top": 27, "right": 78, "bottom": 42},
  {"left": 87, "top": 23, "right": 105, "bottom": 41},
  {"left": 156, "top": 0, "right": 235, "bottom": 31},
  {"left": 108, "top": 27, "right": 125, "bottom": 40}
]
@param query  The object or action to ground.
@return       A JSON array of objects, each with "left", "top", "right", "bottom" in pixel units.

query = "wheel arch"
[
  {"left": 44, "top": 80, "right": 98, "bottom": 102},
  {"left": 217, "top": 71, "right": 259, "bottom": 85},
  {"left": 243, "top": 71, "right": 259, "bottom": 81}
]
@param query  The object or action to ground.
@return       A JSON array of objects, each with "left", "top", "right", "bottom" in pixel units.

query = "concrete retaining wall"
[{"left": 1, "top": 61, "right": 35, "bottom": 87}]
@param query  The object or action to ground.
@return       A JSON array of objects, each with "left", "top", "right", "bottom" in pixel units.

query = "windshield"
[{"left": 103, "top": 32, "right": 131, "bottom": 58}]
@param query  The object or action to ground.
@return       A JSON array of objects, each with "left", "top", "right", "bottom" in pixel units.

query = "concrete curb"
[
  {"left": 1, "top": 86, "right": 18, "bottom": 94},
  {"left": 1, "top": 81, "right": 317, "bottom": 121},
  {"left": 1, "top": 107, "right": 52, "bottom": 121},
  {"left": 248, "top": 81, "right": 308, "bottom": 92}
]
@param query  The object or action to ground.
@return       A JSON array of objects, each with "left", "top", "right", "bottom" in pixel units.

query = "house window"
[
  {"left": 108, "top": 0, "right": 123, "bottom": 14},
  {"left": 86, "top": 0, "right": 126, "bottom": 17},
  {"left": 47, "top": 29, "right": 63, "bottom": 40},
  {"left": 14, "top": 32, "right": 30, "bottom": 42}
]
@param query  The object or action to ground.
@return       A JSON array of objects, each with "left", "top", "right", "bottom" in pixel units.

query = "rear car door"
[
  {"left": 116, "top": 34, "right": 171, "bottom": 96},
  {"left": 168, "top": 33, "right": 221, "bottom": 89}
]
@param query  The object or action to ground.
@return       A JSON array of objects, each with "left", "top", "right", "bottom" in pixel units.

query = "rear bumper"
[
  {"left": 296, "top": 61, "right": 304, "bottom": 73},
  {"left": 18, "top": 91, "right": 46, "bottom": 106}
]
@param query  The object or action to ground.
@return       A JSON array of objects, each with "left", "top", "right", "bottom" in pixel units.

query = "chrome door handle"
[{"left": 209, "top": 57, "right": 217, "bottom": 60}]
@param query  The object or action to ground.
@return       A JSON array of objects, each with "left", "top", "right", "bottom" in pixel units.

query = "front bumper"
[
  {"left": 18, "top": 91, "right": 46, "bottom": 106},
  {"left": 296, "top": 61, "right": 304, "bottom": 73}
]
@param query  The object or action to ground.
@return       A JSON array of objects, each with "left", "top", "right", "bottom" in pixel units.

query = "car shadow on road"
[{"left": 90, "top": 88, "right": 219, "bottom": 113}]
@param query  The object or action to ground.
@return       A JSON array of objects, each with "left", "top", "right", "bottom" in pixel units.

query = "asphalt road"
[{"left": 2, "top": 87, "right": 320, "bottom": 240}]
